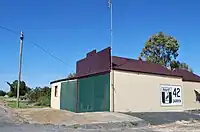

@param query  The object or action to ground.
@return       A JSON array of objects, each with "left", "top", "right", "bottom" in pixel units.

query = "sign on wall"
[{"left": 160, "top": 85, "right": 182, "bottom": 106}]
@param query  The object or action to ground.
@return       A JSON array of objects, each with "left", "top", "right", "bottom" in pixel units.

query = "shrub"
[
  {"left": 26, "top": 87, "right": 51, "bottom": 103},
  {"left": 7, "top": 91, "right": 13, "bottom": 97},
  {"left": 0, "top": 90, "right": 6, "bottom": 96},
  {"left": 20, "top": 96, "right": 27, "bottom": 100},
  {"left": 37, "top": 96, "right": 50, "bottom": 106}
]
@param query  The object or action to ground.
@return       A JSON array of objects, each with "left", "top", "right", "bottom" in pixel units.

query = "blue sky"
[{"left": 0, "top": 0, "right": 200, "bottom": 91}]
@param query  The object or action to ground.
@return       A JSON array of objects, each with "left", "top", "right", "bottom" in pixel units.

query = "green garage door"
[
  {"left": 60, "top": 80, "right": 77, "bottom": 112},
  {"left": 78, "top": 73, "right": 110, "bottom": 112}
]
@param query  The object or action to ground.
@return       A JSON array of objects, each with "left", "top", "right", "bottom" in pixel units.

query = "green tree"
[
  {"left": 0, "top": 90, "right": 6, "bottom": 96},
  {"left": 6, "top": 80, "right": 30, "bottom": 97},
  {"left": 67, "top": 73, "right": 76, "bottom": 78},
  {"left": 41, "top": 86, "right": 51, "bottom": 97},
  {"left": 26, "top": 87, "right": 51, "bottom": 102},
  {"left": 140, "top": 32, "right": 179, "bottom": 68},
  {"left": 26, "top": 86, "right": 51, "bottom": 106},
  {"left": 170, "top": 61, "right": 193, "bottom": 72},
  {"left": 26, "top": 87, "right": 42, "bottom": 102}
]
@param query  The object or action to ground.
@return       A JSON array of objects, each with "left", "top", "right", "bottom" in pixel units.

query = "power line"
[
  {"left": 0, "top": 25, "right": 19, "bottom": 34},
  {"left": 0, "top": 25, "right": 71, "bottom": 67},
  {"left": 29, "top": 40, "right": 72, "bottom": 67}
]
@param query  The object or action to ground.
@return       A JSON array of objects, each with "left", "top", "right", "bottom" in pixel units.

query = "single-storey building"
[
  {"left": 50, "top": 47, "right": 200, "bottom": 112},
  {"left": 174, "top": 69, "right": 200, "bottom": 110}
]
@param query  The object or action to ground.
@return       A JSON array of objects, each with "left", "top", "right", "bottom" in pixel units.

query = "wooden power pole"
[{"left": 17, "top": 31, "right": 24, "bottom": 108}]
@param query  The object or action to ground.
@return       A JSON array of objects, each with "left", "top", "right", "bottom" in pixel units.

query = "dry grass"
[{"left": 7, "top": 100, "right": 44, "bottom": 109}]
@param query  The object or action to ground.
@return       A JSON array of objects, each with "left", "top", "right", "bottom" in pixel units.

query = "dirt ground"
[
  {"left": 14, "top": 108, "right": 82, "bottom": 125},
  {"left": 13, "top": 108, "right": 144, "bottom": 126},
  {"left": 2, "top": 99, "right": 200, "bottom": 131},
  {"left": 0, "top": 100, "right": 6, "bottom": 105},
  {"left": 150, "top": 120, "right": 200, "bottom": 132},
  {"left": 13, "top": 108, "right": 200, "bottom": 131}
]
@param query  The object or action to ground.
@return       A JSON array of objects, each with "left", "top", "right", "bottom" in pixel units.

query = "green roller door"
[
  {"left": 78, "top": 73, "right": 110, "bottom": 112},
  {"left": 60, "top": 80, "right": 77, "bottom": 112}
]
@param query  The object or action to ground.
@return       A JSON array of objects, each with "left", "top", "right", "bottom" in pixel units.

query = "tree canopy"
[
  {"left": 67, "top": 73, "right": 76, "bottom": 78},
  {"left": 26, "top": 86, "right": 51, "bottom": 106},
  {"left": 5, "top": 79, "right": 51, "bottom": 106},
  {"left": 140, "top": 32, "right": 192, "bottom": 71},
  {"left": 170, "top": 61, "right": 193, "bottom": 72},
  {"left": 6, "top": 80, "right": 31, "bottom": 97},
  {"left": 0, "top": 90, "right": 6, "bottom": 96},
  {"left": 140, "top": 32, "right": 179, "bottom": 68}
]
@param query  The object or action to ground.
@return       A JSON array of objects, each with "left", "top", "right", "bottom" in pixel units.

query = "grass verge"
[
  {"left": 0, "top": 96, "right": 6, "bottom": 100},
  {"left": 7, "top": 100, "right": 44, "bottom": 109}
]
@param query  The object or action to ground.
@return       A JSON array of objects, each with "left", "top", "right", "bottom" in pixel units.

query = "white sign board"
[{"left": 160, "top": 85, "right": 182, "bottom": 106}]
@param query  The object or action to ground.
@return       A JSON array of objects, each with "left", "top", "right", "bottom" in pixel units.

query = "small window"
[
  {"left": 194, "top": 90, "right": 200, "bottom": 103},
  {"left": 55, "top": 86, "right": 58, "bottom": 97}
]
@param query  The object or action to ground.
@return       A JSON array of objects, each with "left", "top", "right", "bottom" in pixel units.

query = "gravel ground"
[
  {"left": 14, "top": 108, "right": 147, "bottom": 126},
  {"left": 0, "top": 106, "right": 15, "bottom": 126},
  {"left": 150, "top": 120, "right": 200, "bottom": 132},
  {"left": 125, "top": 112, "right": 200, "bottom": 125},
  {"left": 0, "top": 124, "right": 157, "bottom": 132},
  {"left": 1, "top": 99, "right": 200, "bottom": 132},
  {"left": 0, "top": 102, "right": 156, "bottom": 132}
]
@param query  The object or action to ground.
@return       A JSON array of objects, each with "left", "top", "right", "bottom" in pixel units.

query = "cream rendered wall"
[
  {"left": 112, "top": 70, "right": 184, "bottom": 112},
  {"left": 51, "top": 82, "right": 61, "bottom": 109},
  {"left": 183, "top": 81, "right": 200, "bottom": 110},
  {"left": 110, "top": 70, "right": 114, "bottom": 112}
]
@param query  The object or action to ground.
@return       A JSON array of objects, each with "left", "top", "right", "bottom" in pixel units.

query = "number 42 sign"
[{"left": 160, "top": 85, "right": 182, "bottom": 106}]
